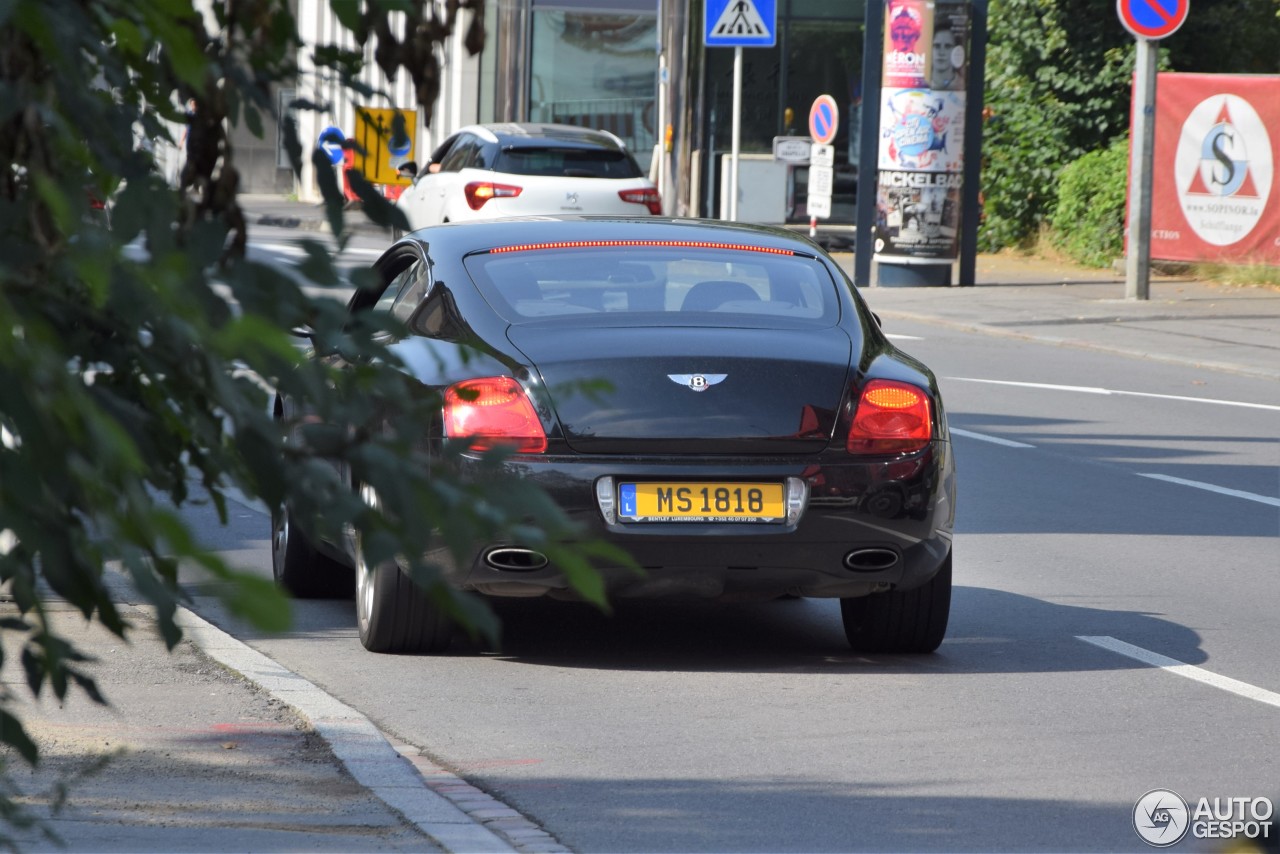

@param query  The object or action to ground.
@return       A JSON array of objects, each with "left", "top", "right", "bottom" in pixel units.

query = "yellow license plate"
[{"left": 619, "top": 482, "right": 785, "bottom": 523}]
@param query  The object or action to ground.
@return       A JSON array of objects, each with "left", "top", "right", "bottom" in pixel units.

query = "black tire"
[
  {"left": 391, "top": 226, "right": 403, "bottom": 241},
  {"left": 840, "top": 552, "right": 951, "bottom": 653},
  {"left": 270, "top": 509, "right": 355, "bottom": 599},
  {"left": 355, "top": 539, "right": 452, "bottom": 654}
]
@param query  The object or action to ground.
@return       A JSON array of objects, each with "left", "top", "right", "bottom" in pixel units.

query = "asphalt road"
[{"left": 180, "top": 231, "right": 1279, "bottom": 852}]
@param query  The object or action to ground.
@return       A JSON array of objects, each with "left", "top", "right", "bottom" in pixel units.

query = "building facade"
[{"left": 280, "top": 0, "right": 867, "bottom": 223}]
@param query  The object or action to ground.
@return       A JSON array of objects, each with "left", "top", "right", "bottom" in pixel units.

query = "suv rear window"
[{"left": 494, "top": 146, "right": 643, "bottom": 179}]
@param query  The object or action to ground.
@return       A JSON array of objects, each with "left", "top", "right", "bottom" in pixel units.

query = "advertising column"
[{"left": 874, "top": 0, "right": 970, "bottom": 285}]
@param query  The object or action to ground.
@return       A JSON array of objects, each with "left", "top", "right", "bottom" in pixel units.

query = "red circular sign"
[
  {"left": 1117, "top": 0, "right": 1189, "bottom": 39},
  {"left": 809, "top": 95, "right": 840, "bottom": 145}
]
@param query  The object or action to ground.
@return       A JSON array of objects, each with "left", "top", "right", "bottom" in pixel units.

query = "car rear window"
[
  {"left": 463, "top": 244, "right": 840, "bottom": 328},
  {"left": 494, "top": 146, "right": 644, "bottom": 179}
]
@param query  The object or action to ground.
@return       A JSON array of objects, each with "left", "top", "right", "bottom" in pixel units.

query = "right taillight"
[
  {"left": 846, "top": 379, "right": 932, "bottom": 454},
  {"left": 464, "top": 181, "right": 523, "bottom": 210},
  {"left": 619, "top": 187, "right": 662, "bottom": 215}
]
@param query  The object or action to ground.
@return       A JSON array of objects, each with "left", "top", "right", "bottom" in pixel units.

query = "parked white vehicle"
[{"left": 393, "top": 123, "right": 661, "bottom": 236}]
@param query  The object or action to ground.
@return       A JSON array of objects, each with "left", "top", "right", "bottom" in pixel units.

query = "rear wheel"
[
  {"left": 270, "top": 509, "right": 354, "bottom": 599},
  {"left": 840, "top": 552, "right": 951, "bottom": 653},
  {"left": 353, "top": 508, "right": 452, "bottom": 654}
]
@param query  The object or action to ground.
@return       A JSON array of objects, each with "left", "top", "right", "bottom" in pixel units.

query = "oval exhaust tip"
[
  {"left": 844, "top": 548, "right": 900, "bottom": 572},
  {"left": 484, "top": 548, "right": 550, "bottom": 572}
]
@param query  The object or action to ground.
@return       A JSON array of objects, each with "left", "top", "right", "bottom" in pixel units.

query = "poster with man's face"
[
  {"left": 883, "top": 0, "right": 932, "bottom": 89},
  {"left": 930, "top": 2, "right": 969, "bottom": 91}
]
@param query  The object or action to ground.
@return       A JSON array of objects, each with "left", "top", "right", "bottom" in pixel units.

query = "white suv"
[{"left": 393, "top": 123, "right": 660, "bottom": 235}]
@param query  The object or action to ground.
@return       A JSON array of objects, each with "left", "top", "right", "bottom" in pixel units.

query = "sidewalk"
[
  {"left": 837, "top": 253, "right": 1280, "bottom": 381},
  {"left": 242, "top": 194, "right": 1280, "bottom": 381}
]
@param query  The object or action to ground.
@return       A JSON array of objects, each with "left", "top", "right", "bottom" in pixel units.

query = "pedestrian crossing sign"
[{"left": 705, "top": 0, "right": 777, "bottom": 47}]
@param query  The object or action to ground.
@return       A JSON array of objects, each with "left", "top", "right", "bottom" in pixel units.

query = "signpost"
[
  {"left": 705, "top": 0, "right": 777, "bottom": 221},
  {"left": 353, "top": 107, "right": 418, "bottom": 186},
  {"left": 806, "top": 96, "right": 838, "bottom": 236},
  {"left": 1118, "top": 0, "right": 1189, "bottom": 300},
  {"left": 808, "top": 95, "right": 839, "bottom": 146},
  {"left": 317, "top": 126, "right": 346, "bottom": 166},
  {"left": 773, "top": 136, "right": 812, "bottom": 163}
]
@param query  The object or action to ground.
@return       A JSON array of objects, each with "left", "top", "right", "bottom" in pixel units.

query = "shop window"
[{"left": 529, "top": 11, "right": 657, "bottom": 172}]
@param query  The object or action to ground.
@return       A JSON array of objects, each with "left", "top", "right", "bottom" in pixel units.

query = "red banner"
[{"left": 1144, "top": 73, "right": 1279, "bottom": 264}]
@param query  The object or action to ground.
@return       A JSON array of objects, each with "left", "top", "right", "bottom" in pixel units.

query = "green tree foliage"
[
  {"left": 1163, "top": 0, "right": 1280, "bottom": 76},
  {"left": 979, "top": 0, "right": 1280, "bottom": 250},
  {"left": 0, "top": 0, "right": 621, "bottom": 829},
  {"left": 1049, "top": 137, "right": 1130, "bottom": 266},
  {"left": 980, "top": 0, "right": 1135, "bottom": 250}
]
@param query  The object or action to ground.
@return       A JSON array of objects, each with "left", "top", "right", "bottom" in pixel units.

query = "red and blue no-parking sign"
[
  {"left": 1117, "top": 0, "right": 1189, "bottom": 39},
  {"left": 809, "top": 95, "right": 840, "bottom": 146}
]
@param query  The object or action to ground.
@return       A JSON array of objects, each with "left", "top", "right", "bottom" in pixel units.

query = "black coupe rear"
[{"left": 272, "top": 217, "right": 956, "bottom": 655}]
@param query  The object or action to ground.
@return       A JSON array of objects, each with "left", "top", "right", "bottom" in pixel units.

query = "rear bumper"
[{"left": 454, "top": 441, "right": 955, "bottom": 601}]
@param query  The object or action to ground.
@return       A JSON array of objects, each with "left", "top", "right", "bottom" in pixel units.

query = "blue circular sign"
[
  {"left": 1117, "top": 0, "right": 1189, "bottom": 39},
  {"left": 317, "top": 125, "right": 346, "bottom": 165},
  {"left": 388, "top": 133, "right": 412, "bottom": 157},
  {"left": 809, "top": 95, "right": 839, "bottom": 145}
]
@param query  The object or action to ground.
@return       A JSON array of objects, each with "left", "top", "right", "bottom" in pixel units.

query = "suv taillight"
[
  {"left": 619, "top": 187, "right": 662, "bottom": 215},
  {"left": 846, "top": 379, "right": 932, "bottom": 454},
  {"left": 465, "top": 181, "right": 523, "bottom": 210},
  {"left": 444, "top": 377, "right": 547, "bottom": 453}
]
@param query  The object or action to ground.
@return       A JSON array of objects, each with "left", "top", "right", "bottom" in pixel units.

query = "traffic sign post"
[
  {"left": 317, "top": 126, "right": 346, "bottom": 166},
  {"left": 353, "top": 107, "right": 418, "bottom": 186},
  {"left": 806, "top": 97, "right": 838, "bottom": 236},
  {"left": 808, "top": 95, "right": 839, "bottom": 146},
  {"left": 773, "top": 136, "right": 812, "bottom": 163},
  {"left": 1117, "top": 0, "right": 1189, "bottom": 39},
  {"left": 1118, "top": 0, "right": 1189, "bottom": 301},
  {"left": 705, "top": 0, "right": 778, "bottom": 48},
  {"left": 705, "top": 0, "right": 777, "bottom": 221}
]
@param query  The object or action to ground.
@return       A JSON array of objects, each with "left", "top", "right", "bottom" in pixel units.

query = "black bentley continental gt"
[{"left": 272, "top": 217, "right": 955, "bottom": 655}]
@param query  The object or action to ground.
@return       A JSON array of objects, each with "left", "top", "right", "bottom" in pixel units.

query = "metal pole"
[
  {"left": 958, "top": 0, "right": 988, "bottom": 285},
  {"left": 1125, "top": 38, "right": 1157, "bottom": 301},
  {"left": 854, "top": 0, "right": 885, "bottom": 286},
  {"left": 730, "top": 45, "right": 742, "bottom": 222}
]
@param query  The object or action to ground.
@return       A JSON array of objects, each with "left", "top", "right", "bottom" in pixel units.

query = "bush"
[{"left": 1049, "top": 138, "right": 1130, "bottom": 267}]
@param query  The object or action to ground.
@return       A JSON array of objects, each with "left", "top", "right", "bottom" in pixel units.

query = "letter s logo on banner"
[{"left": 1175, "top": 95, "right": 1273, "bottom": 247}]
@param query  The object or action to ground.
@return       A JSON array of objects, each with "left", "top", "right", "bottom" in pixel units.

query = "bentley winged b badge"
[{"left": 668, "top": 374, "right": 727, "bottom": 392}]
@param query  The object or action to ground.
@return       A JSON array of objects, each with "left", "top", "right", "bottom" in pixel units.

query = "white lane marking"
[
  {"left": 948, "top": 427, "right": 1036, "bottom": 448},
  {"left": 1138, "top": 473, "right": 1280, "bottom": 507},
  {"left": 947, "top": 377, "right": 1280, "bottom": 411},
  {"left": 885, "top": 333, "right": 923, "bottom": 341},
  {"left": 1078, "top": 636, "right": 1280, "bottom": 709},
  {"left": 253, "top": 242, "right": 382, "bottom": 258}
]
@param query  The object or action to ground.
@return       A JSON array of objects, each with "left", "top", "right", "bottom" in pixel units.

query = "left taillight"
[
  {"left": 846, "top": 379, "right": 933, "bottom": 454},
  {"left": 619, "top": 187, "right": 662, "bottom": 215},
  {"left": 444, "top": 376, "right": 547, "bottom": 453},
  {"left": 465, "top": 181, "right": 523, "bottom": 210}
]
